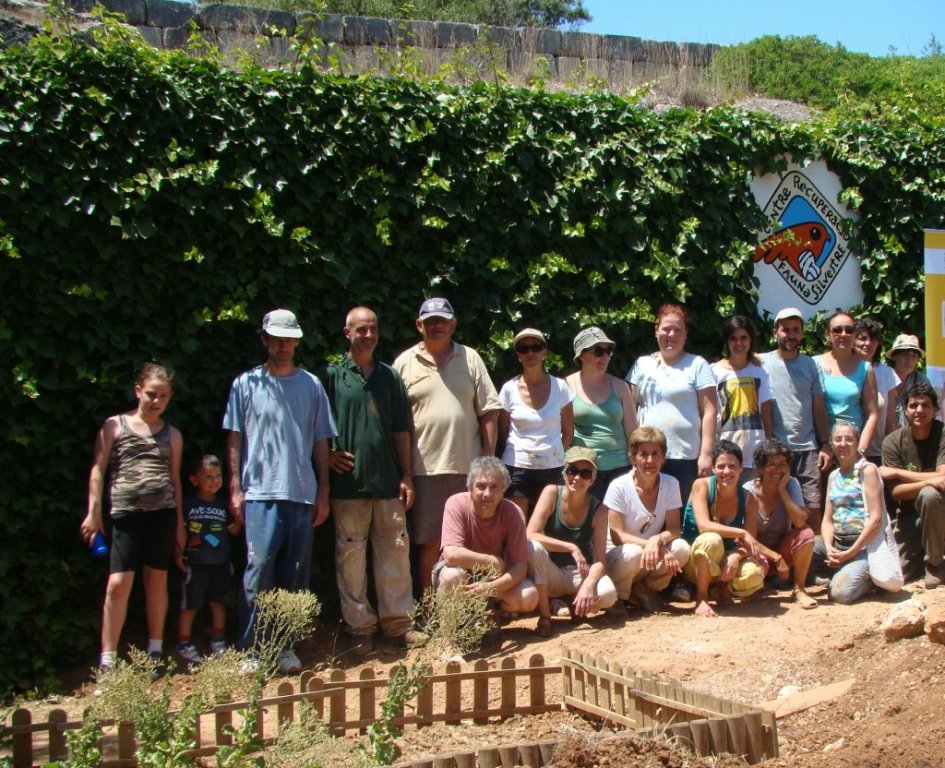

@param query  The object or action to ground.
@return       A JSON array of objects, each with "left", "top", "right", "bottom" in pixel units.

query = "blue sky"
[{"left": 580, "top": 0, "right": 944, "bottom": 57}]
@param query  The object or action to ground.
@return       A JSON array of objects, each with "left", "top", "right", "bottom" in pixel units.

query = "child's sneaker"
[
  {"left": 176, "top": 642, "right": 203, "bottom": 667},
  {"left": 209, "top": 639, "right": 227, "bottom": 658}
]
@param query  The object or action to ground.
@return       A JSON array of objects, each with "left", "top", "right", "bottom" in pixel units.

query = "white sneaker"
[
  {"left": 278, "top": 649, "right": 302, "bottom": 674},
  {"left": 209, "top": 639, "right": 227, "bottom": 658},
  {"left": 177, "top": 642, "right": 203, "bottom": 666}
]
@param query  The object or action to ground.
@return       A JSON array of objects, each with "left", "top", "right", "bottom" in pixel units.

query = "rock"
[
  {"left": 881, "top": 598, "right": 927, "bottom": 641},
  {"left": 777, "top": 684, "right": 801, "bottom": 701},
  {"left": 824, "top": 737, "right": 845, "bottom": 752},
  {"left": 925, "top": 603, "right": 945, "bottom": 644}
]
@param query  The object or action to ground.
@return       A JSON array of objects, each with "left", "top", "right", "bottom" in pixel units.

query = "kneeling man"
[
  {"left": 434, "top": 457, "right": 539, "bottom": 617},
  {"left": 880, "top": 381, "right": 945, "bottom": 588}
]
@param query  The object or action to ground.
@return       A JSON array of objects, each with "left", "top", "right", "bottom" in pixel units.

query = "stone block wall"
[{"left": 66, "top": 0, "right": 719, "bottom": 90}]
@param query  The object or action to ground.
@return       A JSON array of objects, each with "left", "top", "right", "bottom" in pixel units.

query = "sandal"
[{"left": 535, "top": 617, "right": 553, "bottom": 638}]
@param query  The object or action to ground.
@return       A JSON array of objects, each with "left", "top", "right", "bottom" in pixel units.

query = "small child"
[{"left": 176, "top": 454, "right": 241, "bottom": 666}]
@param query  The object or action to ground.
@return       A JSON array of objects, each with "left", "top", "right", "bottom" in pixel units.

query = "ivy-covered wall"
[{"left": 1, "top": 29, "right": 943, "bottom": 692}]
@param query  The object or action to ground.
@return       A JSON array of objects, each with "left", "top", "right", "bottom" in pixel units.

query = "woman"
[
  {"left": 814, "top": 310, "right": 878, "bottom": 457},
  {"left": 566, "top": 326, "right": 636, "bottom": 500},
  {"left": 888, "top": 333, "right": 930, "bottom": 427},
  {"left": 711, "top": 315, "right": 774, "bottom": 483},
  {"left": 855, "top": 317, "right": 900, "bottom": 463},
  {"left": 812, "top": 421, "right": 887, "bottom": 604},
  {"left": 527, "top": 446, "right": 617, "bottom": 637},
  {"left": 744, "top": 439, "right": 818, "bottom": 608},
  {"left": 628, "top": 303, "right": 717, "bottom": 506},
  {"left": 498, "top": 328, "right": 575, "bottom": 517},
  {"left": 680, "top": 441, "right": 774, "bottom": 617},
  {"left": 604, "top": 426, "right": 691, "bottom": 612}
]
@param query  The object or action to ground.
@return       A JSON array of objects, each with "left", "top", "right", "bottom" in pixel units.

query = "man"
[
  {"left": 317, "top": 307, "right": 426, "bottom": 657},
  {"left": 759, "top": 307, "right": 831, "bottom": 528},
  {"left": 880, "top": 381, "right": 945, "bottom": 588},
  {"left": 223, "top": 309, "right": 336, "bottom": 672},
  {"left": 434, "top": 456, "right": 539, "bottom": 618},
  {"left": 393, "top": 298, "right": 501, "bottom": 592}
]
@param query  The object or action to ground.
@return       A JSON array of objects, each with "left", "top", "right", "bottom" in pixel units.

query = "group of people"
[{"left": 80, "top": 299, "right": 945, "bottom": 673}]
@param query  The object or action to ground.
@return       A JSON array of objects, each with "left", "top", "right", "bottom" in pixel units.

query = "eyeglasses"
[
  {"left": 830, "top": 325, "right": 855, "bottom": 335},
  {"left": 515, "top": 342, "right": 546, "bottom": 354},
  {"left": 590, "top": 346, "right": 615, "bottom": 357},
  {"left": 564, "top": 465, "right": 595, "bottom": 480}
]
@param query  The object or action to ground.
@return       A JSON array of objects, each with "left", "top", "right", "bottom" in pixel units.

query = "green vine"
[{"left": 0, "top": 13, "right": 943, "bottom": 694}]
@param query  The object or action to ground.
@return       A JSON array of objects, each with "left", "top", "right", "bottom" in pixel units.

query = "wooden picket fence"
[
  {"left": 559, "top": 647, "right": 778, "bottom": 764},
  {"left": 2, "top": 654, "right": 559, "bottom": 768},
  {"left": 3, "top": 648, "right": 778, "bottom": 767}
]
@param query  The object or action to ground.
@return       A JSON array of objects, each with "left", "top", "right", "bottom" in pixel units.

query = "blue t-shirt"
[
  {"left": 223, "top": 366, "right": 337, "bottom": 504},
  {"left": 183, "top": 495, "right": 232, "bottom": 567}
]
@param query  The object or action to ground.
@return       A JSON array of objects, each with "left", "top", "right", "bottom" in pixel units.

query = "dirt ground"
[{"left": 11, "top": 579, "right": 945, "bottom": 767}]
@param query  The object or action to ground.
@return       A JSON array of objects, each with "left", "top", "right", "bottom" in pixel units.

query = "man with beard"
[
  {"left": 759, "top": 308, "right": 831, "bottom": 528},
  {"left": 881, "top": 381, "right": 945, "bottom": 587}
]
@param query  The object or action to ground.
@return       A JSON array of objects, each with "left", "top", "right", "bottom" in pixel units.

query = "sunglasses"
[
  {"left": 564, "top": 465, "right": 595, "bottom": 480},
  {"left": 830, "top": 325, "right": 855, "bottom": 335},
  {"left": 590, "top": 346, "right": 615, "bottom": 357},
  {"left": 515, "top": 342, "right": 546, "bottom": 354}
]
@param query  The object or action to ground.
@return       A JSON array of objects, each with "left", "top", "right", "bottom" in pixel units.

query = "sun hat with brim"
[
  {"left": 512, "top": 328, "right": 547, "bottom": 346},
  {"left": 261, "top": 309, "right": 303, "bottom": 338},
  {"left": 565, "top": 446, "right": 598, "bottom": 469},
  {"left": 889, "top": 333, "right": 924, "bottom": 357},
  {"left": 572, "top": 326, "right": 615, "bottom": 362}
]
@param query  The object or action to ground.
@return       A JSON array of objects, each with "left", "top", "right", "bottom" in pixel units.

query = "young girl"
[
  {"left": 81, "top": 362, "right": 184, "bottom": 673},
  {"left": 711, "top": 315, "right": 774, "bottom": 484}
]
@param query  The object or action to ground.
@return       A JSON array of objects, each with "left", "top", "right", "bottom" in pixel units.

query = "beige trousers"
[
  {"left": 333, "top": 497, "right": 413, "bottom": 637},
  {"left": 605, "top": 538, "right": 691, "bottom": 599}
]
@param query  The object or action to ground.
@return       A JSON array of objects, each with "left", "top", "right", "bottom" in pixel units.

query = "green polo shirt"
[{"left": 317, "top": 355, "right": 413, "bottom": 500}]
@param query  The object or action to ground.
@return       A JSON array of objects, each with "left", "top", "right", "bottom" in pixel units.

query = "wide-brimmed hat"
[
  {"left": 261, "top": 309, "right": 303, "bottom": 338},
  {"left": 889, "top": 334, "right": 924, "bottom": 357},
  {"left": 572, "top": 327, "right": 615, "bottom": 362}
]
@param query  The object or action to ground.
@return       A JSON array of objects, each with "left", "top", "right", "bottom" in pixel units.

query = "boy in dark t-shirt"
[{"left": 176, "top": 455, "right": 241, "bottom": 666}]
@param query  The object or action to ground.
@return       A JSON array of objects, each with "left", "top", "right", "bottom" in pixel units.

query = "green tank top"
[
  {"left": 572, "top": 380, "right": 630, "bottom": 471},
  {"left": 544, "top": 486, "right": 598, "bottom": 568}
]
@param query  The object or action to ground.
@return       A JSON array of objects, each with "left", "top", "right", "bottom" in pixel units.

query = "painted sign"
[
  {"left": 924, "top": 229, "right": 945, "bottom": 391},
  {"left": 751, "top": 160, "right": 863, "bottom": 321}
]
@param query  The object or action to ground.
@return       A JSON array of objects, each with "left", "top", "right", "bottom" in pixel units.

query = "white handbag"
[{"left": 859, "top": 461, "right": 905, "bottom": 592}]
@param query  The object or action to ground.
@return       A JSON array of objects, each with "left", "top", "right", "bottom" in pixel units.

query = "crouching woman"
[
  {"left": 681, "top": 440, "right": 766, "bottom": 616},
  {"left": 813, "top": 421, "right": 893, "bottom": 604},
  {"left": 526, "top": 447, "right": 617, "bottom": 637}
]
